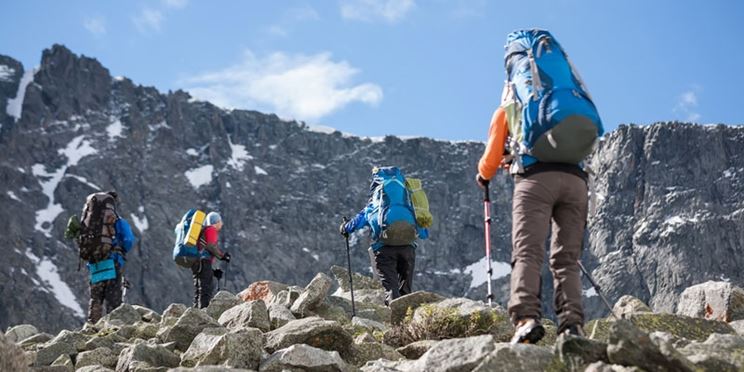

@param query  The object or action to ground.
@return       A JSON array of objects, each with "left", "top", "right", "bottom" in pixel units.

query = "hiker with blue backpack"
[
  {"left": 476, "top": 29, "right": 604, "bottom": 344},
  {"left": 339, "top": 166, "right": 433, "bottom": 306}
]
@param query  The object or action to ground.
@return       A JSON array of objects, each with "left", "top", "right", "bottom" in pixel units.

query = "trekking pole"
[
  {"left": 483, "top": 183, "right": 494, "bottom": 307},
  {"left": 224, "top": 260, "right": 229, "bottom": 292},
  {"left": 342, "top": 217, "right": 356, "bottom": 318},
  {"left": 578, "top": 260, "right": 619, "bottom": 320}
]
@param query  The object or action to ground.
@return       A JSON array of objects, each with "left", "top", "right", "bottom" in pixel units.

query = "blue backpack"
[
  {"left": 365, "top": 167, "right": 417, "bottom": 246},
  {"left": 503, "top": 29, "right": 604, "bottom": 165},
  {"left": 173, "top": 209, "right": 205, "bottom": 268}
]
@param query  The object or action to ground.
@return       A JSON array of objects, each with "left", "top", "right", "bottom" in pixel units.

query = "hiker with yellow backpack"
[
  {"left": 339, "top": 166, "right": 433, "bottom": 306},
  {"left": 476, "top": 29, "right": 604, "bottom": 344}
]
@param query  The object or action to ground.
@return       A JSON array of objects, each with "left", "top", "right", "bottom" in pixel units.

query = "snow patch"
[
  {"left": 661, "top": 214, "right": 701, "bottom": 237},
  {"left": 462, "top": 256, "right": 511, "bottom": 289},
  {"left": 269, "top": 144, "right": 278, "bottom": 150},
  {"left": 583, "top": 287, "right": 598, "bottom": 298},
  {"left": 227, "top": 136, "right": 253, "bottom": 171},
  {"left": 65, "top": 174, "right": 101, "bottom": 190},
  {"left": 113, "top": 76, "right": 126, "bottom": 81},
  {"left": 186, "top": 148, "right": 199, "bottom": 156},
  {"left": 149, "top": 121, "right": 170, "bottom": 131},
  {"left": 185, "top": 165, "right": 214, "bottom": 189},
  {"left": 7, "top": 191, "right": 20, "bottom": 201},
  {"left": 25, "top": 249, "right": 84, "bottom": 318},
  {"left": 306, "top": 124, "right": 337, "bottom": 134},
  {"left": 0, "top": 64, "right": 15, "bottom": 81},
  {"left": 131, "top": 207, "right": 149, "bottom": 232},
  {"left": 6, "top": 67, "right": 35, "bottom": 121},
  {"left": 302, "top": 247, "right": 320, "bottom": 261},
  {"left": 106, "top": 117, "right": 124, "bottom": 142},
  {"left": 254, "top": 166, "right": 268, "bottom": 176}
]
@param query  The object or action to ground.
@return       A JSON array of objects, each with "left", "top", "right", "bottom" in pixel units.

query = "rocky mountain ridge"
[{"left": 0, "top": 44, "right": 743, "bottom": 333}]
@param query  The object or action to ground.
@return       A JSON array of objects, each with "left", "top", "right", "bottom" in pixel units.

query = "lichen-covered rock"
[
  {"left": 205, "top": 291, "right": 242, "bottom": 321},
  {"left": 411, "top": 335, "right": 495, "bottom": 372},
  {"left": 389, "top": 291, "right": 444, "bottom": 325},
  {"left": 264, "top": 317, "right": 353, "bottom": 358},
  {"left": 313, "top": 301, "right": 350, "bottom": 324},
  {"left": 268, "top": 303, "right": 296, "bottom": 330},
  {"left": 50, "top": 353, "right": 74, "bottom": 371},
  {"left": 84, "top": 332, "right": 128, "bottom": 352},
  {"left": 115, "top": 342, "right": 180, "bottom": 371},
  {"left": 97, "top": 304, "right": 142, "bottom": 328},
  {"left": 395, "top": 339, "right": 439, "bottom": 360},
  {"left": 1, "top": 332, "right": 31, "bottom": 371},
  {"left": 76, "top": 366, "right": 116, "bottom": 372},
  {"left": 677, "top": 281, "right": 744, "bottom": 322},
  {"left": 584, "top": 361, "right": 645, "bottom": 372},
  {"left": 326, "top": 296, "right": 390, "bottom": 324},
  {"left": 160, "top": 304, "right": 188, "bottom": 328},
  {"left": 180, "top": 327, "right": 263, "bottom": 369},
  {"left": 555, "top": 333, "right": 609, "bottom": 370},
  {"left": 259, "top": 343, "right": 355, "bottom": 372},
  {"left": 290, "top": 273, "right": 333, "bottom": 317},
  {"left": 678, "top": 333, "right": 744, "bottom": 370},
  {"left": 473, "top": 343, "right": 555, "bottom": 372},
  {"left": 76, "top": 347, "right": 119, "bottom": 369},
  {"left": 238, "top": 281, "right": 289, "bottom": 304},
  {"left": 350, "top": 342, "right": 404, "bottom": 367},
  {"left": 132, "top": 321, "right": 160, "bottom": 340},
  {"left": 613, "top": 295, "right": 653, "bottom": 319},
  {"left": 730, "top": 320, "right": 744, "bottom": 336},
  {"left": 34, "top": 330, "right": 90, "bottom": 366},
  {"left": 588, "top": 312, "right": 735, "bottom": 343},
  {"left": 19, "top": 332, "right": 53, "bottom": 349},
  {"left": 606, "top": 320, "right": 695, "bottom": 372},
  {"left": 158, "top": 308, "right": 222, "bottom": 351},
  {"left": 330, "top": 265, "right": 383, "bottom": 292},
  {"left": 132, "top": 305, "right": 162, "bottom": 323},
  {"left": 5, "top": 324, "right": 39, "bottom": 343},
  {"left": 218, "top": 300, "right": 270, "bottom": 333}
]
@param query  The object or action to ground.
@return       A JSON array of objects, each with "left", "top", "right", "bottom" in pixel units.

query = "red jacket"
[{"left": 197, "top": 225, "right": 224, "bottom": 264}]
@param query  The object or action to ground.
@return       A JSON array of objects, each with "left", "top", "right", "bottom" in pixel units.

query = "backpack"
[
  {"left": 503, "top": 29, "right": 604, "bottom": 164},
  {"left": 404, "top": 178, "right": 433, "bottom": 228},
  {"left": 77, "top": 192, "right": 118, "bottom": 263},
  {"left": 365, "top": 167, "right": 418, "bottom": 246},
  {"left": 173, "top": 209, "right": 206, "bottom": 268}
]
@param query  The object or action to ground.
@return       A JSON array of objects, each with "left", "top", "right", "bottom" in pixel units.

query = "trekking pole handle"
[{"left": 484, "top": 182, "right": 490, "bottom": 202}]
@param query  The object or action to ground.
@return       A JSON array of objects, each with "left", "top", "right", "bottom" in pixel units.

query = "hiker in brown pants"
[{"left": 477, "top": 107, "right": 588, "bottom": 343}]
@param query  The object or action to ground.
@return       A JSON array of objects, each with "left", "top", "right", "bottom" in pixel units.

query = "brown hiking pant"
[
  {"left": 509, "top": 170, "right": 587, "bottom": 329},
  {"left": 88, "top": 267, "right": 123, "bottom": 323}
]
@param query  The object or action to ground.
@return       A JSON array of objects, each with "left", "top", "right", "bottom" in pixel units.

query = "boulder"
[
  {"left": 312, "top": 301, "right": 349, "bottom": 324},
  {"left": 350, "top": 342, "right": 405, "bottom": 367},
  {"left": 84, "top": 332, "right": 128, "bottom": 352},
  {"left": 218, "top": 300, "right": 271, "bottom": 333},
  {"left": 290, "top": 273, "right": 333, "bottom": 317},
  {"left": 352, "top": 317, "right": 386, "bottom": 333},
  {"left": 678, "top": 333, "right": 744, "bottom": 370},
  {"left": 677, "top": 281, "right": 744, "bottom": 322},
  {"left": 1, "top": 332, "right": 31, "bottom": 371},
  {"left": 169, "top": 367, "right": 252, "bottom": 372},
  {"left": 5, "top": 324, "right": 39, "bottom": 343},
  {"left": 259, "top": 343, "right": 354, "bottom": 372},
  {"left": 205, "top": 291, "right": 242, "bottom": 321},
  {"left": 180, "top": 327, "right": 263, "bottom": 369},
  {"left": 730, "top": 320, "right": 744, "bottom": 336},
  {"left": 76, "top": 366, "right": 116, "bottom": 372},
  {"left": 161, "top": 303, "right": 189, "bottom": 327},
  {"left": 326, "top": 296, "right": 390, "bottom": 324},
  {"left": 411, "top": 335, "right": 495, "bottom": 372},
  {"left": 50, "top": 353, "right": 74, "bottom": 371},
  {"left": 330, "top": 265, "right": 383, "bottom": 291},
  {"left": 97, "top": 304, "right": 142, "bottom": 328},
  {"left": 354, "top": 333, "right": 378, "bottom": 344},
  {"left": 238, "top": 281, "right": 289, "bottom": 304},
  {"left": 264, "top": 317, "right": 353, "bottom": 358},
  {"left": 19, "top": 332, "right": 53, "bottom": 349},
  {"left": 389, "top": 291, "right": 444, "bottom": 325},
  {"left": 473, "top": 343, "right": 556, "bottom": 372},
  {"left": 132, "top": 305, "right": 162, "bottom": 323},
  {"left": 132, "top": 321, "right": 160, "bottom": 340},
  {"left": 115, "top": 342, "right": 180, "bottom": 371},
  {"left": 395, "top": 339, "right": 439, "bottom": 360},
  {"left": 584, "top": 361, "right": 646, "bottom": 372},
  {"left": 613, "top": 295, "right": 653, "bottom": 319},
  {"left": 606, "top": 320, "right": 695, "bottom": 372},
  {"left": 267, "top": 303, "right": 296, "bottom": 330},
  {"left": 555, "top": 333, "right": 609, "bottom": 370},
  {"left": 158, "top": 307, "right": 222, "bottom": 351},
  {"left": 587, "top": 312, "right": 735, "bottom": 343},
  {"left": 76, "top": 347, "right": 119, "bottom": 369},
  {"left": 34, "top": 330, "right": 90, "bottom": 366}
]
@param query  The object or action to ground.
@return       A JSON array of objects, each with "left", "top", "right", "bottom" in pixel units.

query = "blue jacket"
[{"left": 344, "top": 202, "right": 429, "bottom": 251}]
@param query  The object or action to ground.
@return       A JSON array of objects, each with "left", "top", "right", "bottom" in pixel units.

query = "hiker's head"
[{"left": 206, "top": 212, "right": 223, "bottom": 231}]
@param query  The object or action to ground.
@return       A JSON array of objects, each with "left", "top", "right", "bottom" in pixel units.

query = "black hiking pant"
[
  {"left": 373, "top": 245, "right": 415, "bottom": 305},
  {"left": 88, "top": 267, "right": 123, "bottom": 323},
  {"left": 191, "top": 259, "right": 214, "bottom": 309}
]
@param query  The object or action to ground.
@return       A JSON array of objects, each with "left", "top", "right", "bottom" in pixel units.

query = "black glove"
[
  {"left": 221, "top": 252, "right": 231, "bottom": 263},
  {"left": 476, "top": 174, "right": 490, "bottom": 188},
  {"left": 213, "top": 269, "right": 223, "bottom": 279},
  {"left": 339, "top": 222, "right": 349, "bottom": 237}
]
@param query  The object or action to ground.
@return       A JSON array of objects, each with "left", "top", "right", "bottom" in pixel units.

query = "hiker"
[
  {"left": 339, "top": 166, "right": 430, "bottom": 306},
  {"left": 75, "top": 191, "right": 136, "bottom": 324},
  {"left": 191, "top": 211, "right": 230, "bottom": 308},
  {"left": 476, "top": 29, "right": 603, "bottom": 343}
]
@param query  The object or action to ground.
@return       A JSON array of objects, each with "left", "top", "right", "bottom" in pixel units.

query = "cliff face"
[{"left": 0, "top": 45, "right": 742, "bottom": 332}]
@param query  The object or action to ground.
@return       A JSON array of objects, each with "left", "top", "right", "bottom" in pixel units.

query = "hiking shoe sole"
[{"left": 510, "top": 323, "right": 545, "bottom": 344}]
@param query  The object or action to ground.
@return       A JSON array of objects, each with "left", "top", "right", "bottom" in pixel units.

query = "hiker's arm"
[
  {"left": 478, "top": 107, "right": 509, "bottom": 181},
  {"left": 203, "top": 228, "right": 224, "bottom": 258},
  {"left": 345, "top": 208, "right": 368, "bottom": 233}
]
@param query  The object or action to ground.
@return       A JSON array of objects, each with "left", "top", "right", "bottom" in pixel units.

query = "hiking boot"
[
  {"left": 510, "top": 318, "right": 545, "bottom": 344},
  {"left": 559, "top": 323, "right": 585, "bottom": 337}
]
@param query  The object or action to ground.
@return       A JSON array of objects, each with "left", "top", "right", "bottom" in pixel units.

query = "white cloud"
[
  {"left": 182, "top": 50, "right": 383, "bottom": 121},
  {"left": 83, "top": 16, "right": 107, "bottom": 36},
  {"left": 266, "top": 5, "right": 320, "bottom": 37},
  {"left": 674, "top": 89, "right": 701, "bottom": 122},
  {"left": 163, "top": 0, "right": 188, "bottom": 9},
  {"left": 450, "top": 0, "right": 487, "bottom": 19},
  {"left": 133, "top": 8, "right": 164, "bottom": 33},
  {"left": 341, "top": 0, "right": 415, "bottom": 23}
]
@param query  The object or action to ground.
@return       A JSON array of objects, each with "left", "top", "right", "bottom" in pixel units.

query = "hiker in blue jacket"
[
  {"left": 340, "top": 166, "right": 429, "bottom": 306},
  {"left": 87, "top": 198, "right": 136, "bottom": 323}
]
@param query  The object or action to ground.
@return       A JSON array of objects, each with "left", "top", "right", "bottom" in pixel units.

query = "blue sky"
[{"left": 1, "top": 0, "right": 742, "bottom": 140}]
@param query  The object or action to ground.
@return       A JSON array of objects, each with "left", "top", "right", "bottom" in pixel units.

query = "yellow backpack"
[{"left": 405, "top": 178, "right": 433, "bottom": 228}]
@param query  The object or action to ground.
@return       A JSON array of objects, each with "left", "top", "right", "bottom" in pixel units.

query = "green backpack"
[{"left": 405, "top": 178, "right": 433, "bottom": 228}]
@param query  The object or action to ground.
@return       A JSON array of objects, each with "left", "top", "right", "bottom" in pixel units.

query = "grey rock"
[
  {"left": 354, "top": 333, "right": 377, "bottom": 344},
  {"left": 5, "top": 324, "right": 40, "bottom": 343},
  {"left": 98, "top": 304, "right": 142, "bottom": 328},
  {"left": 1, "top": 332, "right": 31, "bottom": 371},
  {"left": 395, "top": 340, "right": 439, "bottom": 360},
  {"left": 676, "top": 281, "right": 744, "bottom": 322},
  {"left": 267, "top": 303, "right": 296, "bottom": 330},
  {"left": 585, "top": 361, "right": 645, "bottom": 372},
  {"left": 76, "top": 366, "right": 116, "bottom": 372},
  {"left": 330, "top": 265, "right": 383, "bottom": 292},
  {"left": 132, "top": 305, "right": 162, "bottom": 324},
  {"left": 20, "top": 333, "right": 53, "bottom": 348},
  {"left": 613, "top": 295, "right": 652, "bottom": 319},
  {"left": 33, "top": 330, "right": 90, "bottom": 366},
  {"left": 350, "top": 342, "right": 404, "bottom": 367},
  {"left": 159, "top": 308, "right": 222, "bottom": 351},
  {"left": 238, "top": 281, "right": 289, "bottom": 304},
  {"left": 312, "top": 301, "right": 349, "bottom": 324},
  {"left": 161, "top": 304, "right": 189, "bottom": 328},
  {"left": 259, "top": 343, "right": 354, "bottom": 372},
  {"left": 730, "top": 319, "right": 744, "bottom": 336},
  {"left": 351, "top": 317, "right": 386, "bottom": 333},
  {"left": 132, "top": 321, "right": 160, "bottom": 341},
  {"left": 291, "top": 273, "right": 333, "bottom": 317},
  {"left": 218, "top": 300, "right": 270, "bottom": 333},
  {"left": 678, "top": 333, "right": 744, "bottom": 369},
  {"left": 472, "top": 343, "right": 555, "bottom": 372},
  {"left": 205, "top": 291, "right": 241, "bottom": 321},
  {"left": 116, "top": 343, "right": 180, "bottom": 372},
  {"left": 84, "top": 333, "right": 128, "bottom": 352},
  {"left": 76, "top": 347, "right": 119, "bottom": 369},
  {"left": 264, "top": 317, "right": 353, "bottom": 358},
  {"left": 168, "top": 367, "right": 253, "bottom": 372},
  {"left": 389, "top": 291, "right": 444, "bottom": 325},
  {"left": 555, "top": 333, "right": 609, "bottom": 370},
  {"left": 181, "top": 327, "right": 262, "bottom": 369},
  {"left": 410, "top": 335, "right": 494, "bottom": 372},
  {"left": 326, "top": 296, "right": 390, "bottom": 324},
  {"left": 606, "top": 320, "right": 695, "bottom": 372},
  {"left": 50, "top": 353, "right": 74, "bottom": 371}
]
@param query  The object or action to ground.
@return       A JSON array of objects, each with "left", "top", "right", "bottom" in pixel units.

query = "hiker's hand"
[
  {"left": 339, "top": 222, "right": 349, "bottom": 237},
  {"left": 501, "top": 155, "right": 513, "bottom": 171},
  {"left": 213, "top": 269, "right": 223, "bottom": 279},
  {"left": 476, "top": 174, "right": 490, "bottom": 189},
  {"left": 221, "top": 252, "right": 231, "bottom": 263}
]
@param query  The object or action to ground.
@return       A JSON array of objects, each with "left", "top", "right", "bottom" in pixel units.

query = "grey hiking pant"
[
  {"left": 191, "top": 260, "right": 214, "bottom": 309},
  {"left": 373, "top": 245, "right": 416, "bottom": 305},
  {"left": 508, "top": 170, "right": 587, "bottom": 329}
]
